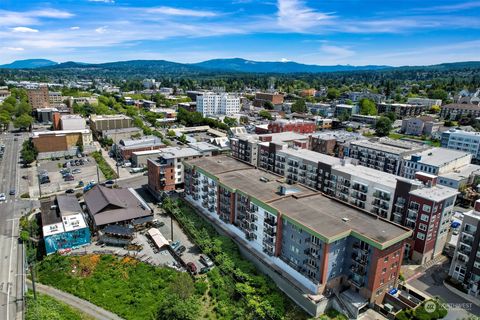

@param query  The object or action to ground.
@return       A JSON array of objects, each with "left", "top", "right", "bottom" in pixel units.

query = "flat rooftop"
[
  {"left": 186, "top": 156, "right": 411, "bottom": 246},
  {"left": 332, "top": 163, "right": 398, "bottom": 188},
  {"left": 159, "top": 147, "right": 201, "bottom": 159},
  {"left": 409, "top": 184, "right": 459, "bottom": 202},
  {"left": 90, "top": 114, "right": 132, "bottom": 121},
  {"left": 350, "top": 138, "right": 427, "bottom": 155},
  {"left": 271, "top": 194, "right": 409, "bottom": 245},
  {"left": 406, "top": 147, "right": 471, "bottom": 167},
  {"left": 279, "top": 148, "right": 342, "bottom": 166},
  {"left": 438, "top": 164, "right": 480, "bottom": 180}
]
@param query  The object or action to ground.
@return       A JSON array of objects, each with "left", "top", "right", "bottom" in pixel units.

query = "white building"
[
  {"left": 60, "top": 114, "right": 86, "bottom": 130},
  {"left": 407, "top": 98, "right": 442, "bottom": 107},
  {"left": 441, "top": 129, "right": 480, "bottom": 161},
  {"left": 196, "top": 93, "right": 240, "bottom": 116}
]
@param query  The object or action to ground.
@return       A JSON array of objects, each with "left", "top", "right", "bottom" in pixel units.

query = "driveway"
[{"left": 407, "top": 262, "right": 479, "bottom": 319}]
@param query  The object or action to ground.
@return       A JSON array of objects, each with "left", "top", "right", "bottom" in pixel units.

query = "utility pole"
[
  {"left": 37, "top": 174, "right": 42, "bottom": 198},
  {"left": 96, "top": 165, "right": 100, "bottom": 183},
  {"left": 170, "top": 215, "right": 173, "bottom": 241}
]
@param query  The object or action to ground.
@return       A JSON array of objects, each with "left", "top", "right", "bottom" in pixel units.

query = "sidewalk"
[
  {"left": 97, "top": 143, "right": 130, "bottom": 178},
  {"left": 27, "top": 280, "right": 124, "bottom": 320}
]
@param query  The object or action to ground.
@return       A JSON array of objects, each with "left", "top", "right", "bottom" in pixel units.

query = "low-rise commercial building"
[
  {"left": 449, "top": 200, "right": 480, "bottom": 298},
  {"left": 83, "top": 185, "right": 153, "bottom": 231},
  {"left": 183, "top": 156, "right": 411, "bottom": 312},
  {"left": 60, "top": 114, "right": 87, "bottom": 130},
  {"left": 102, "top": 127, "right": 143, "bottom": 144},
  {"left": 41, "top": 195, "right": 91, "bottom": 255},
  {"left": 441, "top": 129, "right": 480, "bottom": 161},
  {"left": 90, "top": 114, "right": 133, "bottom": 136},
  {"left": 253, "top": 92, "right": 284, "bottom": 108},
  {"left": 115, "top": 136, "right": 166, "bottom": 161},
  {"left": 32, "top": 129, "right": 93, "bottom": 153},
  {"left": 268, "top": 119, "right": 316, "bottom": 134}
]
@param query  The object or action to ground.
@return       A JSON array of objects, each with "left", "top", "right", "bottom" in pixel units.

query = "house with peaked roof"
[{"left": 83, "top": 185, "right": 153, "bottom": 230}]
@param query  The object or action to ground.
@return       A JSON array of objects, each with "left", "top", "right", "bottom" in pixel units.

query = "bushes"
[
  {"left": 395, "top": 299, "right": 448, "bottom": 320},
  {"left": 162, "top": 199, "right": 307, "bottom": 320},
  {"left": 26, "top": 292, "right": 94, "bottom": 320},
  {"left": 20, "top": 192, "right": 30, "bottom": 198},
  {"left": 91, "top": 151, "right": 118, "bottom": 180}
]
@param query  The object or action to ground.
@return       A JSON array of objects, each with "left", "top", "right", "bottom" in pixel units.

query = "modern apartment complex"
[
  {"left": 406, "top": 98, "right": 442, "bottom": 107},
  {"left": 440, "top": 103, "right": 480, "bottom": 120},
  {"left": 196, "top": 93, "right": 241, "bottom": 116},
  {"left": 441, "top": 129, "right": 480, "bottom": 161},
  {"left": 183, "top": 156, "right": 411, "bottom": 311},
  {"left": 348, "top": 138, "right": 428, "bottom": 175},
  {"left": 377, "top": 103, "right": 427, "bottom": 118},
  {"left": 449, "top": 200, "right": 480, "bottom": 298}
]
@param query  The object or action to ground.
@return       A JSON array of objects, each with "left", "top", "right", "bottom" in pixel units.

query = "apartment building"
[
  {"left": 196, "top": 93, "right": 240, "bottom": 116},
  {"left": 391, "top": 173, "right": 458, "bottom": 263},
  {"left": 309, "top": 131, "right": 365, "bottom": 158},
  {"left": 27, "top": 85, "right": 49, "bottom": 109},
  {"left": 0, "top": 88, "right": 10, "bottom": 103},
  {"left": 90, "top": 114, "right": 133, "bottom": 136},
  {"left": 183, "top": 156, "right": 411, "bottom": 313},
  {"left": 449, "top": 201, "right": 480, "bottom": 298},
  {"left": 406, "top": 98, "right": 442, "bottom": 107},
  {"left": 231, "top": 132, "right": 309, "bottom": 166},
  {"left": 441, "top": 129, "right": 480, "bottom": 161},
  {"left": 147, "top": 147, "right": 204, "bottom": 195},
  {"left": 400, "top": 116, "right": 440, "bottom": 137},
  {"left": 49, "top": 91, "right": 64, "bottom": 107},
  {"left": 335, "top": 104, "right": 359, "bottom": 117},
  {"left": 440, "top": 103, "right": 480, "bottom": 120},
  {"left": 348, "top": 138, "right": 428, "bottom": 175},
  {"left": 268, "top": 119, "right": 316, "bottom": 134},
  {"left": 377, "top": 103, "right": 427, "bottom": 118},
  {"left": 401, "top": 148, "right": 472, "bottom": 179}
]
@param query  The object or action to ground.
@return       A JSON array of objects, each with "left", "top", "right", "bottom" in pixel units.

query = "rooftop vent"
[
  {"left": 260, "top": 176, "right": 269, "bottom": 183},
  {"left": 342, "top": 217, "right": 350, "bottom": 222}
]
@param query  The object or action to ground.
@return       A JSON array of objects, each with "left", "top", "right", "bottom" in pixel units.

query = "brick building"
[
  {"left": 253, "top": 92, "right": 284, "bottom": 107},
  {"left": 31, "top": 129, "right": 93, "bottom": 153},
  {"left": 268, "top": 119, "right": 316, "bottom": 134},
  {"left": 27, "top": 85, "right": 49, "bottom": 109}
]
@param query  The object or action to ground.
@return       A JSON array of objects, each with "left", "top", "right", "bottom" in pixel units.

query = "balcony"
[
  {"left": 460, "top": 236, "right": 474, "bottom": 246},
  {"left": 305, "top": 248, "right": 320, "bottom": 259},
  {"left": 463, "top": 227, "right": 477, "bottom": 236},
  {"left": 458, "top": 246, "right": 472, "bottom": 256},
  {"left": 264, "top": 226, "right": 276, "bottom": 237},
  {"left": 264, "top": 217, "right": 276, "bottom": 226},
  {"left": 457, "top": 253, "right": 469, "bottom": 264}
]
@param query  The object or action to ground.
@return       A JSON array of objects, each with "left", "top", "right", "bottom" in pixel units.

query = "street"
[{"left": 0, "top": 130, "right": 35, "bottom": 320}]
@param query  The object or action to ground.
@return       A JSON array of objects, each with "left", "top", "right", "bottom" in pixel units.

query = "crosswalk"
[{"left": 0, "top": 199, "right": 19, "bottom": 205}]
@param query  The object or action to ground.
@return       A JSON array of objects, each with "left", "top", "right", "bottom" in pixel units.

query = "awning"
[
  {"left": 132, "top": 216, "right": 154, "bottom": 225},
  {"left": 147, "top": 228, "right": 169, "bottom": 249},
  {"left": 103, "top": 225, "right": 134, "bottom": 236}
]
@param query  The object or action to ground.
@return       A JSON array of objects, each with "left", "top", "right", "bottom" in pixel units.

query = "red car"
[{"left": 186, "top": 262, "right": 197, "bottom": 275}]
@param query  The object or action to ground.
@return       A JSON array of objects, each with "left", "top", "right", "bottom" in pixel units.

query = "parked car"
[
  {"left": 65, "top": 189, "right": 75, "bottom": 194},
  {"left": 9, "top": 189, "right": 15, "bottom": 195},
  {"left": 151, "top": 219, "right": 165, "bottom": 228},
  {"left": 72, "top": 169, "right": 81, "bottom": 174},
  {"left": 64, "top": 175, "right": 74, "bottom": 181},
  {"left": 199, "top": 255, "right": 214, "bottom": 268},
  {"left": 186, "top": 262, "right": 197, "bottom": 275},
  {"left": 40, "top": 177, "right": 50, "bottom": 184},
  {"left": 175, "top": 245, "right": 186, "bottom": 255},
  {"left": 170, "top": 240, "right": 180, "bottom": 250},
  {"left": 199, "top": 266, "right": 211, "bottom": 274},
  {"left": 0, "top": 193, "right": 6, "bottom": 201},
  {"left": 104, "top": 180, "right": 115, "bottom": 188}
]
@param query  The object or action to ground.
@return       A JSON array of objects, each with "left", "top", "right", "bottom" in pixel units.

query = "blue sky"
[{"left": 1, "top": 0, "right": 480, "bottom": 66}]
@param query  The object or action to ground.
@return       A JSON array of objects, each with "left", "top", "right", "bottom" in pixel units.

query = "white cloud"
[
  {"left": 88, "top": 0, "right": 115, "bottom": 3},
  {"left": 279, "top": 58, "right": 290, "bottom": 62},
  {"left": 147, "top": 6, "right": 217, "bottom": 17},
  {"left": 11, "top": 27, "right": 39, "bottom": 33},
  {"left": 4, "top": 47, "right": 24, "bottom": 51},
  {"left": 320, "top": 44, "right": 355, "bottom": 58},
  {"left": 416, "top": 1, "right": 480, "bottom": 12},
  {"left": 95, "top": 26, "right": 108, "bottom": 34},
  {"left": 29, "top": 9, "right": 74, "bottom": 19},
  {"left": 70, "top": 26, "right": 80, "bottom": 30},
  {"left": 277, "top": 0, "right": 335, "bottom": 32}
]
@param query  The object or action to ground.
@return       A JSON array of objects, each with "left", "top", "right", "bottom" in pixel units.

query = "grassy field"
[
  {"left": 26, "top": 291, "right": 95, "bottom": 320},
  {"left": 388, "top": 133, "right": 441, "bottom": 147}
]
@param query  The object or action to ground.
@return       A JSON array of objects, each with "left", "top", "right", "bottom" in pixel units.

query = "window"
[
  {"left": 382, "top": 268, "right": 386, "bottom": 274},
  {"left": 417, "top": 232, "right": 425, "bottom": 240},
  {"left": 422, "top": 204, "right": 431, "bottom": 213},
  {"left": 384, "top": 257, "right": 389, "bottom": 263},
  {"left": 420, "top": 214, "right": 429, "bottom": 222},
  {"left": 419, "top": 223, "right": 427, "bottom": 231}
]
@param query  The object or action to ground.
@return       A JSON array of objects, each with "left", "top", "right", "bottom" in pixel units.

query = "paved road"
[
  {"left": 407, "top": 262, "right": 480, "bottom": 319},
  {"left": 0, "top": 130, "right": 31, "bottom": 320},
  {"left": 27, "top": 281, "right": 124, "bottom": 320}
]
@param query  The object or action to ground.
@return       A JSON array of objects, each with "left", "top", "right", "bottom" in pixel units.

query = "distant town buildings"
[
  {"left": 253, "top": 92, "right": 284, "bottom": 108},
  {"left": 440, "top": 103, "right": 480, "bottom": 120},
  {"left": 377, "top": 103, "right": 427, "bottom": 118},
  {"left": 406, "top": 98, "right": 442, "bottom": 107}
]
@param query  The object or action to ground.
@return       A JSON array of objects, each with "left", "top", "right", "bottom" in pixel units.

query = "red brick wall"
[
  {"left": 32, "top": 135, "right": 68, "bottom": 152},
  {"left": 268, "top": 122, "right": 316, "bottom": 134}
]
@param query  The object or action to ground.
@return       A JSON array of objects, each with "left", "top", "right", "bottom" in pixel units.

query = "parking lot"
[{"left": 37, "top": 155, "right": 105, "bottom": 195}]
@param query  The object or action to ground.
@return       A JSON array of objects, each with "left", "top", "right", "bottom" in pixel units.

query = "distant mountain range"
[
  {"left": 1, "top": 58, "right": 479, "bottom": 74},
  {"left": 0, "top": 59, "right": 58, "bottom": 69}
]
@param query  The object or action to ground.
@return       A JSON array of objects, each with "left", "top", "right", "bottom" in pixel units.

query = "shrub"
[{"left": 20, "top": 192, "right": 30, "bottom": 198}]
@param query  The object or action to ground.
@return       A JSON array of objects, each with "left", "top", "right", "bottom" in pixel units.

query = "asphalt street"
[{"left": 0, "top": 130, "right": 34, "bottom": 320}]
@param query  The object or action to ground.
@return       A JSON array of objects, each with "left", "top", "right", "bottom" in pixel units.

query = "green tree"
[
  {"left": 385, "top": 111, "right": 397, "bottom": 122},
  {"left": 167, "top": 130, "right": 176, "bottom": 137},
  {"left": 0, "top": 112, "right": 10, "bottom": 130},
  {"left": 428, "top": 89, "right": 448, "bottom": 101},
  {"left": 258, "top": 110, "right": 272, "bottom": 120},
  {"left": 359, "top": 98, "right": 377, "bottom": 115},
  {"left": 375, "top": 116, "right": 392, "bottom": 137},
  {"left": 14, "top": 114, "right": 33, "bottom": 129},
  {"left": 263, "top": 101, "right": 274, "bottom": 110},
  {"left": 21, "top": 140, "right": 37, "bottom": 164},
  {"left": 327, "top": 88, "right": 340, "bottom": 100},
  {"left": 429, "top": 105, "right": 441, "bottom": 114},
  {"left": 291, "top": 99, "right": 307, "bottom": 113},
  {"left": 15, "top": 101, "right": 32, "bottom": 117},
  {"left": 178, "top": 134, "right": 188, "bottom": 144},
  {"left": 223, "top": 117, "right": 238, "bottom": 127}
]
